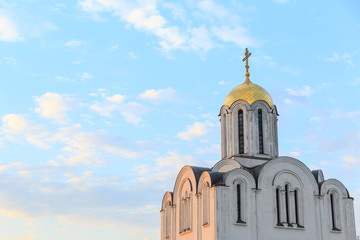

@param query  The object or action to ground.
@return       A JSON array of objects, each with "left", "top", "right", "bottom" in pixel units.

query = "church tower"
[
  {"left": 161, "top": 49, "right": 357, "bottom": 240},
  {"left": 220, "top": 48, "right": 278, "bottom": 166}
]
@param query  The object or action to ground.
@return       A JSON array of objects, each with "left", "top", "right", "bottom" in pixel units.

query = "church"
[{"left": 160, "top": 49, "right": 357, "bottom": 240}]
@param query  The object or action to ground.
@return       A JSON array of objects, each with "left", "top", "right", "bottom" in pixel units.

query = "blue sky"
[{"left": 0, "top": 0, "right": 360, "bottom": 239}]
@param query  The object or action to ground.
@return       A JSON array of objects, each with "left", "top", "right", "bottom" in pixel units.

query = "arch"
[
  {"left": 212, "top": 159, "right": 241, "bottom": 173},
  {"left": 223, "top": 168, "right": 256, "bottom": 189},
  {"left": 161, "top": 191, "right": 173, "bottom": 210},
  {"left": 257, "top": 156, "right": 319, "bottom": 195},
  {"left": 320, "top": 178, "right": 350, "bottom": 198}
]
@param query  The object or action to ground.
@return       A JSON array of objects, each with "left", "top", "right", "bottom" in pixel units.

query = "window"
[
  {"left": 285, "top": 184, "right": 291, "bottom": 226},
  {"left": 294, "top": 190, "right": 299, "bottom": 226},
  {"left": 258, "top": 109, "right": 264, "bottom": 154},
  {"left": 276, "top": 188, "right": 282, "bottom": 226},
  {"left": 275, "top": 185, "right": 303, "bottom": 228},
  {"left": 165, "top": 201, "right": 171, "bottom": 238},
  {"left": 203, "top": 183, "right": 210, "bottom": 226},
  {"left": 235, "top": 183, "right": 246, "bottom": 224},
  {"left": 330, "top": 193, "right": 341, "bottom": 231},
  {"left": 222, "top": 114, "right": 227, "bottom": 156},
  {"left": 238, "top": 110, "right": 244, "bottom": 154}
]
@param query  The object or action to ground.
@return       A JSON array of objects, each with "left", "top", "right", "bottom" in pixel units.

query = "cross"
[{"left": 242, "top": 48, "right": 251, "bottom": 75}]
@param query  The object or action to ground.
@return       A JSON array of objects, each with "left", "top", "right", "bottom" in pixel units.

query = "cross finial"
[{"left": 242, "top": 48, "right": 251, "bottom": 83}]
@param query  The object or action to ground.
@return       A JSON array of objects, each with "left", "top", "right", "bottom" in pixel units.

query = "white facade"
[{"left": 161, "top": 86, "right": 356, "bottom": 240}]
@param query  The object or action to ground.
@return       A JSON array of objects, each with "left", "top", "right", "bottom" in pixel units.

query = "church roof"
[{"left": 224, "top": 78, "right": 273, "bottom": 108}]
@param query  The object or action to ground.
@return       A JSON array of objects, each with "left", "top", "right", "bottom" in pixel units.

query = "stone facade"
[{"left": 161, "top": 84, "right": 356, "bottom": 239}]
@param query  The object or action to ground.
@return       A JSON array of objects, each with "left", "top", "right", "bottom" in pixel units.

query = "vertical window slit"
[
  {"left": 276, "top": 188, "right": 282, "bottom": 226},
  {"left": 294, "top": 190, "right": 299, "bottom": 226},
  {"left": 238, "top": 110, "right": 244, "bottom": 154},
  {"left": 285, "top": 184, "right": 291, "bottom": 226},
  {"left": 258, "top": 109, "right": 264, "bottom": 154},
  {"left": 237, "top": 184, "right": 242, "bottom": 223}
]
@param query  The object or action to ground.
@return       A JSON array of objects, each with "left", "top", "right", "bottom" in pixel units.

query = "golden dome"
[{"left": 224, "top": 78, "right": 273, "bottom": 108}]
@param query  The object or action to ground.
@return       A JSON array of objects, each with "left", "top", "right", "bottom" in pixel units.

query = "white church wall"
[{"left": 256, "top": 157, "right": 320, "bottom": 240}]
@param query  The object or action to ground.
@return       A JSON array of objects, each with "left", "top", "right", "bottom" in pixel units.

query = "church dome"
[{"left": 224, "top": 78, "right": 273, "bottom": 108}]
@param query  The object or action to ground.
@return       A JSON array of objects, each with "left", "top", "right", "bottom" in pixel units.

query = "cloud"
[
  {"left": 290, "top": 152, "right": 301, "bottom": 157},
  {"left": 1, "top": 114, "right": 50, "bottom": 148},
  {"left": 135, "top": 152, "right": 196, "bottom": 183},
  {"left": 341, "top": 155, "right": 359, "bottom": 167},
  {"left": 212, "top": 25, "right": 255, "bottom": 47},
  {"left": 326, "top": 52, "right": 355, "bottom": 62},
  {"left": 177, "top": 122, "right": 209, "bottom": 140},
  {"left": 78, "top": 0, "right": 252, "bottom": 53},
  {"left": 285, "top": 85, "right": 312, "bottom": 97},
  {"left": 198, "top": 0, "right": 229, "bottom": 19},
  {"left": 34, "top": 92, "right": 78, "bottom": 124},
  {"left": 310, "top": 116, "right": 321, "bottom": 122},
  {"left": 81, "top": 72, "right": 92, "bottom": 81},
  {"left": 53, "top": 125, "right": 141, "bottom": 166},
  {"left": 107, "top": 94, "right": 125, "bottom": 104},
  {"left": 0, "top": 13, "right": 21, "bottom": 42},
  {"left": 121, "top": 112, "right": 141, "bottom": 126},
  {"left": 65, "top": 40, "right": 86, "bottom": 47},
  {"left": 138, "top": 87, "right": 176, "bottom": 104}
]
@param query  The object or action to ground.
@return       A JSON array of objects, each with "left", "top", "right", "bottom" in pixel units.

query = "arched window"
[
  {"left": 285, "top": 184, "right": 291, "bottom": 226},
  {"left": 222, "top": 114, "right": 227, "bottom": 156},
  {"left": 203, "top": 182, "right": 210, "bottom": 226},
  {"left": 236, "top": 183, "right": 246, "bottom": 223},
  {"left": 294, "top": 190, "right": 299, "bottom": 226},
  {"left": 276, "top": 188, "right": 282, "bottom": 226},
  {"left": 238, "top": 110, "right": 244, "bottom": 154},
  {"left": 330, "top": 193, "right": 341, "bottom": 231},
  {"left": 165, "top": 201, "right": 171, "bottom": 238},
  {"left": 258, "top": 109, "right": 264, "bottom": 154}
]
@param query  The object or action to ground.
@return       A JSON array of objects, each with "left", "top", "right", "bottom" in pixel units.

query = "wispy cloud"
[
  {"left": 285, "top": 85, "right": 312, "bottom": 97},
  {"left": 177, "top": 121, "right": 213, "bottom": 140},
  {"left": 0, "top": 13, "right": 22, "bottom": 42},
  {"left": 34, "top": 93, "right": 79, "bottom": 124},
  {"left": 138, "top": 87, "right": 176, "bottom": 104},
  {"left": 65, "top": 39, "right": 86, "bottom": 47}
]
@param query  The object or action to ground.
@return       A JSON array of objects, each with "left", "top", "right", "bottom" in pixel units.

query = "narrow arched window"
[
  {"left": 258, "top": 109, "right": 264, "bottom": 154},
  {"left": 238, "top": 110, "right": 244, "bottom": 154},
  {"left": 165, "top": 201, "right": 171, "bottom": 238},
  {"left": 222, "top": 114, "right": 227, "bottom": 156},
  {"left": 285, "top": 184, "right": 291, "bottom": 226},
  {"left": 330, "top": 193, "right": 340, "bottom": 231},
  {"left": 294, "top": 190, "right": 299, "bottom": 226},
  {"left": 276, "top": 188, "right": 282, "bottom": 226},
  {"left": 203, "top": 183, "right": 210, "bottom": 226},
  {"left": 236, "top": 183, "right": 245, "bottom": 223}
]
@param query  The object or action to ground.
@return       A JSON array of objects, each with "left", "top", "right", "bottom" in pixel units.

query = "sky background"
[{"left": 0, "top": 0, "right": 360, "bottom": 239}]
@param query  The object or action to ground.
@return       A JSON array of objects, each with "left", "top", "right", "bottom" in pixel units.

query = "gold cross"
[{"left": 242, "top": 48, "right": 251, "bottom": 77}]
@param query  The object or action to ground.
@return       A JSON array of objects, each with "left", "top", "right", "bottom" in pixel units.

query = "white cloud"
[
  {"left": 0, "top": 13, "right": 21, "bottom": 42},
  {"left": 128, "top": 52, "right": 137, "bottom": 59},
  {"left": 107, "top": 94, "right": 125, "bottom": 104},
  {"left": 177, "top": 122, "right": 209, "bottom": 140},
  {"left": 198, "top": 0, "right": 229, "bottom": 19},
  {"left": 189, "top": 26, "right": 213, "bottom": 52},
  {"left": 350, "top": 77, "right": 360, "bottom": 86},
  {"left": 212, "top": 25, "right": 255, "bottom": 48},
  {"left": 121, "top": 112, "right": 141, "bottom": 126},
  {"left": 326, "top": 52, "right": 354, "bottom": 62},
  {"left": 290, "top": 152, "right": 301, "bottom": 157},
  {"left": 81, "top": 72, "right": 92, "bottom": 81},
  {"left": 310, "top": 116, "right": 321, "bottom": 122},
  {"left": 162, "top": 2, "right": 186, "bottom": 21},
  {"left": 34, "top": 92, "right": 77, "bottom": 124},
  {"left": 138, "top": 87, "right": 176, "bottom": 104},
  {"left": 341, "top": 155, "right": 359, "bottom": 166},
  {"left": 65, "top": 40, "right": 86, "bottom": 47},
  {"left": 135, "top": 152, "right": 195, "bottom": 183},
  {"left": 1, "top": 114, "right": 50, "bottom": 148},
  {"left": 285, "top": 85, "right": 312, "bottom": 97}
]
